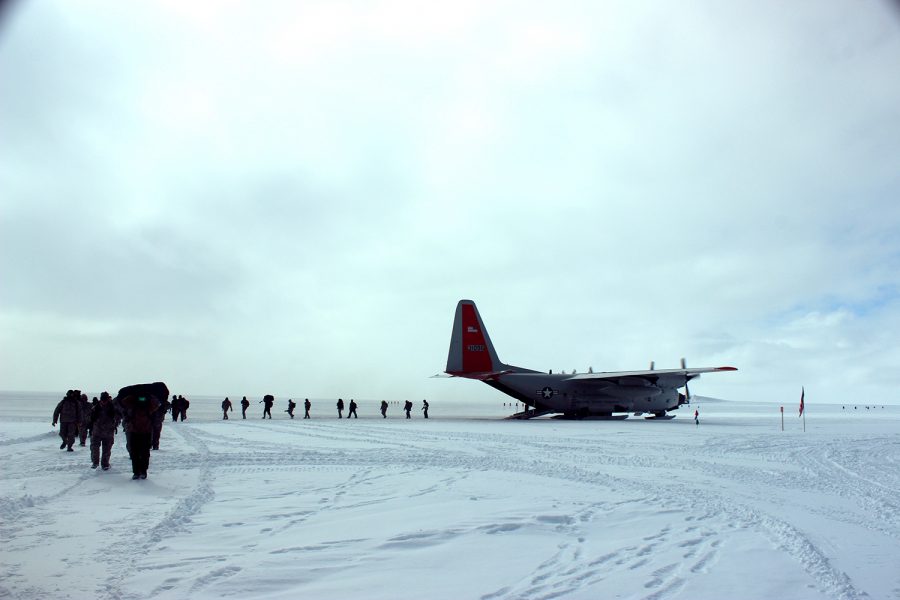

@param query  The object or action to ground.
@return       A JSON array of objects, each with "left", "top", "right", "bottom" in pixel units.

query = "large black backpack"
[{"left": 115, "top": 382, "right": 169, "bottom": 404}]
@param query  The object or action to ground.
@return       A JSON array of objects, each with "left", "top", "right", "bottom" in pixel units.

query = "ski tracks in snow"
[
  {"left": 464, "top": 431, "right": 876, "bottom": 600},
  {"left": 4, "top": 418, "right": 896, "bottom": 600},
  {"left": 475, "top": 506, "right": 726, "bottom": 600},
  {"left": 99, "top": 424, "right": 217, "bottom": 600}
]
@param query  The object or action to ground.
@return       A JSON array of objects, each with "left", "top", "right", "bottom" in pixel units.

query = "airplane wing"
[{"left": 563, "top": 366, "right": 737, "bottom": 383}]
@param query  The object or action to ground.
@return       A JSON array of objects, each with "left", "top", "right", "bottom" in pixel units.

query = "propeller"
[{"left": 681, "top": 357, "right": 691, "bottom": 400}]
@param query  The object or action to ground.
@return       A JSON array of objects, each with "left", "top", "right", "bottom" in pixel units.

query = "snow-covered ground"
[{"left": 1, "top": 392, "right": 898, "bottom": 600}]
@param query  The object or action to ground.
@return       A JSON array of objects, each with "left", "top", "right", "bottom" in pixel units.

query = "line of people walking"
[
  {"left": 54, "top": 389, "right": 432, "bottom": 479},
  {"left": 220, "top": 396, "right": 432, "bottom": 420}
]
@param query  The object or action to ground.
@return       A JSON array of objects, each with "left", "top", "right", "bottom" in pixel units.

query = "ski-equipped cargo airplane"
[{"left": 444, "top": 300, "right": 736, "bottom": 419}]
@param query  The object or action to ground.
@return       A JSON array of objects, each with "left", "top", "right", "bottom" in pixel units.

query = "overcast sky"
[{"left": 2, "top": 1, "right": 899, "bottom": 406}]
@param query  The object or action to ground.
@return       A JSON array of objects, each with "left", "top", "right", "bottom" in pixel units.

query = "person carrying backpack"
[{"left": 261, "top": 395, "right": 274, "bottom": 419}]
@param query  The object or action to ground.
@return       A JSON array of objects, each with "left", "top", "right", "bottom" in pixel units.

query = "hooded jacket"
[
  {"left": 53, "top": 394, "right": 82, "bottom": 425},
  {"left": 91, "top": 400, "right": 120, "bottom": 438}
]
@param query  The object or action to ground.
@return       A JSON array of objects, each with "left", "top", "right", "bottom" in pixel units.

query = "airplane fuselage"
[{"left": 485, "top": 372, "right": 683, "bottom": 417}]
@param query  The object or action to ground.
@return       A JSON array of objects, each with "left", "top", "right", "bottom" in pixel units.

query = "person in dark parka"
[
  {"left": 286, "top": 399, "right": 296, "bottom": 419},
  {"left": 348, "top": 399, "right": 358, "bottom": 419},
  {"left": 112, "top": 395, "right": 130, "bottom": 458},
  {"left": 404, "top": 400, "right": 412, "bottom": 419},
  {"left": 222, "top": 397, "right": 233, "bottom": 420},
  {"left": 337, "top": 398, "right": 344, "bottom": 418},
  {"left": 240, "top": 396, "right": 250, "bottom": 419},
  {"left": 262, "top": 395, "right": 274, "bottom": 419},
  {"left": 120, "top": 392, "right": 161, "bottom": 480},
  {"left": 116, "top": 382, "right": 168, "bottom": 479},
  {"left": 151, "top": 395, "right": 170, "bottom": 451},
  {"left": 78, "top": 393, "right": 92, "bottom": 446},
  {"left": 303, "top": 398, "right": 311, "bottom": 419},
  {"left": 380, "top": 400, "right": 388, "bottom": 418},
  {"left": 52, "top": 390, "right": 83, "bottom": 451},
  {"left": 180, "top": 395, "right": 190, "bottom": 421},
  {"left": 90, "top": 391, "right": 119, "bottom": 470},
  {"left": 170, "top": 394, "right": 181, "bottom": 422}
]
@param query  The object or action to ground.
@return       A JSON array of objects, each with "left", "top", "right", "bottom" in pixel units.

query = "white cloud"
[{"left": 1, "top": 0, "right": 899, "bottom": 404}]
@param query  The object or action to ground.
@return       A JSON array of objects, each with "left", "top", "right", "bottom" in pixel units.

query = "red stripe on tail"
[{"left": 461, "top": 303, "right": 493, "bottom": 373}]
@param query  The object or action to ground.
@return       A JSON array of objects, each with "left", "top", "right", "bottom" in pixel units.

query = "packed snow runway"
[{"left": 1, "top": 393, "right": 898, "bottom": 600}]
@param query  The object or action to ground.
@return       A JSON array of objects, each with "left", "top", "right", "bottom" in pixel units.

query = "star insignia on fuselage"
[{"left": 538, "top": 387, "right": 556, "bottom": 400}]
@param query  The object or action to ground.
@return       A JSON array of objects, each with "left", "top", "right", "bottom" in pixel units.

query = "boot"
[
  {"left": 132, "top": 473, "right": 140, "bottom": 480},
  {"left": 60, "top": 442, "right": 66, "bottom": 449},
  {"left": 91, "top": 463, "right": 98, "bottom": 469}
]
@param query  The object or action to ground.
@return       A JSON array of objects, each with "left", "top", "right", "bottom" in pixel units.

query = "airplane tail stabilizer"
[{"left": 445, "top": 300, "right": 506, "bottom": 378}]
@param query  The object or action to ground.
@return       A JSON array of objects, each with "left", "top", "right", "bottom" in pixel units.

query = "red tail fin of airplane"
[{"left": 445, "top": 300, "right": 504, "bottom": 377}]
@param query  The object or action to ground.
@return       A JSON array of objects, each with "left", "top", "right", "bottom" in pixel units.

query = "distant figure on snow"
[
  {"left": 180, "top": 395, "right": 190, "bottom": 421},
  {"left": 241, "top": 396, "right": 250, "bottom": 419},
  {"left": 261, "top": 395, "right": 274, "bottom": 419},
  {"left": 337, "top": 398, "right": 344, "bottom": 418},
  {"left": 404, "top": 400, "right": 412, "bottom": 419},
  {"left": 170, "top": 394, "right": 180, "bottom": 422},
  {"left": 52, "top": 390, "right": 83, "bottom": 451},
  {"left": 304, "top": 398, "right": 311, "bottom": 419},
  {"left": 348, "top": 399, "right": 358, "bottom": 419},
  {"left": 287, "top": 399, "right": 296, "bottom": 419},
  {"left": 694, "top": 408, "right": 700, "bottom": 426},
  {"left": 380, "top": 400, "right": 388, "bottom": 418},
  {"left": 222, "top": 397, "right": 233, "bottom": 420},
  {"left": 422, "top": 399, "right": 429, "bottom": 419}
]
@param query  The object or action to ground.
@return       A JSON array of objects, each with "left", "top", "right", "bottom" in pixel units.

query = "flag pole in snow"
[{"left": 799, "top": 387, "right": 806, "bottom": 432}]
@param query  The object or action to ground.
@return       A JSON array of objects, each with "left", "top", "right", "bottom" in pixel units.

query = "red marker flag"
[{"left": 799, "top": 387, "right": 805, "bottom": 417}]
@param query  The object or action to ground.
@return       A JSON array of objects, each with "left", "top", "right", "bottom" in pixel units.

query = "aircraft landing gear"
[{"left": 645, "top": 410, "right": 676, "bottom": 420}]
